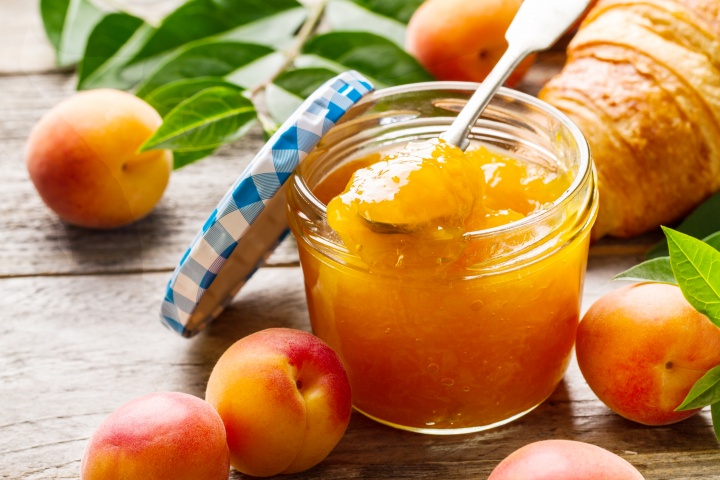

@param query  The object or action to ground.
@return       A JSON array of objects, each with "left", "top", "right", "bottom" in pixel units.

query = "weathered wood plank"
[
  {"left": 0, "top": 0, "right": 580, "bottom": 278},
  {"left": 0, "top": 0, "right": 562, "bottom": 77},
  {"left": 0, "top": 0, "right": 185, "bottom": 75},
  {"left": 0, "top": 0, "right": 57, "bottom": 75},
  {"left": 0, "top": 60, "right": 649, "bottom": 279},
  {"left": 4, "top": 3, "right": 718, "bottom": 480},
  {"left": 0, "top": 73, "right": 299, "bottom": 278},
  {"left": 0, "top": 267, "right": 310, "bottom": 480},
  {"left": 1, "top": 258, "right": 719, "bottom": 480}
]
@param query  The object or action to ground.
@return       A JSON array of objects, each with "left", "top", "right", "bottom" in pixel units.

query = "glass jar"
[{"left": 287, "top": 82, "right": 598, "bottom": 434}]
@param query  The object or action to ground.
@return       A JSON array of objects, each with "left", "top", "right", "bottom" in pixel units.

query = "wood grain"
[
  {"left": 0, "top": 60, "right": 576, "bottom": 279},
  {"left": 0, "top": 73, "right": 300, "bottom": 279},
  {"left": 3, "top": 259, "right": 719, "bottom": 480},
  {"left": 0, "top": 0, "right": 186, "bottom": 75},
  {"left": 0, "top": 61, "right": 647, "bottom": 279},
  {"left": 0, "top": 0, "right": 586, "bottom": 279},
  {"left": 0, "top": 0, "right": 57, "bottom": 75},
  {"left": 2, "top": 2, "right": 719, "bottom": 479}
]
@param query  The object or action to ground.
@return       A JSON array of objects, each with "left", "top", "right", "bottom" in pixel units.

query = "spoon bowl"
[{"left": 360, "top": 0, "right": 593, "bottom": 234}]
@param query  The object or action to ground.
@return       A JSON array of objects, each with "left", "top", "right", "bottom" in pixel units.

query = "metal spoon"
[
  {"left": 441, "top": 0, "right": 593, "bottom": 150},
  {"left": 361, "top": 0, "right": 593, "bottom": 233}
]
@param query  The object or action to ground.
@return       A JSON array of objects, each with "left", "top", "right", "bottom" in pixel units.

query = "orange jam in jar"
[{"left": 287, "top": 84, "right": 597, "bottom": 433}]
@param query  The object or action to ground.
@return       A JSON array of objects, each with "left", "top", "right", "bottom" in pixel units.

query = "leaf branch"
[
  {"left": 246, "top": 0, "right": 328, "bottom": 135},
  {"left": 249, "top": 0, "right": 328, "bottom": 99}
]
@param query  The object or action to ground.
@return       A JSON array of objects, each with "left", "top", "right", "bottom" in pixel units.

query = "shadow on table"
[
  {"left": 180, "top": 267, "right": 310, "bottom": 390},
  {"left": 273, "top": 378, "right": 716, "bottom": 479},
  {"left": 179, "top": 274, "right": 719, "bottom": 479},
  {"left": 57, "top": 210, "right": 175, "bottom": 271}
]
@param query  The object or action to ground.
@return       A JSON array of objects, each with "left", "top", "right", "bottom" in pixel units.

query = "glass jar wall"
[{"left": 287, "top": 83, "right": 598, "bottom": 434}]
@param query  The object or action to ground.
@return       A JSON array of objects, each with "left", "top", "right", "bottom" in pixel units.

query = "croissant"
[{"left": 539, "top": 0, "right": 720, "bottom": 239}]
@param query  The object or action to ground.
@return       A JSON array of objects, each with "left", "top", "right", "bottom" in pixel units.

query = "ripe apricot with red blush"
[
  {"left": 406, "top": 0, "right": 535, "bottom": 86},
  {"left": 81, "top": 392, "right": 229, "bottom": 480},
  {"left": 577, "top": 283, "right": 720, "bottom": 425},
  {"left": 205, "top": 328, "right": 352, "bottom": 477}
]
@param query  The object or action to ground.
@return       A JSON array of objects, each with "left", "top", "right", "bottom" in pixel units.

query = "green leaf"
[
  {"left": 712, "top": 402, "right": 720, "bottom": 443},
  {"left": 613, "top": 230, "right": 720, "bottom": 289},
  {"left": 144, "top": 78, "right": 243, "bottom": 118},
  {"left": 613, "top": 257, "right": 677, "bottom": 285},
  {"left": 325, "top": 0, "right": 414, "bottom": 47},
  {"left": 172, "top": 149, "right": 218, "bottom": 169},
  {"left": 676, "top": 365, "right": 720, "bottom": 411},
  {"left": 704, "top": 232, "right": 720, "bottom": 252},
  {"left": 664, "top": 227, "right": 720, "bottom": 327},
  {"left": 40, "top": 0, "right": 68, "bottom": 51},
  {"left": 216, "top": 8, "right": 306, "bottom": 48},
  {"left": 647, "top": 191, "right": 720, "bottom": 258},
  {"left": 40, "top": 0, "right": 104, "bottom": 66},
  {"left": 77, "top": 12, "right": 155, "bottom": 90},
  {"left": 140, "top": 87, "right": 257, "bottom": 155},
  {"left": 348, "top": 0, "right": 424, "bottom": 23},
  {"left": 275, "top": 68, "right": 337, "bottom": 98},
  {"left": 225, "top": 51, "right": 287, "bottom": 91},
  {"left": 135, "top": 41, "right": 274, "bottom": 98},
  {"left": 302, "top": 31, "right": 433, "bottom": 87},
  {"left": 128, "top": 0, "right": 302, "bottom": 65},
  {"left": 121, "top": 4, "right": 303, "bottom": 91},
  {"left": 266, "top": 67, "right": 337, "bottom": 122}
]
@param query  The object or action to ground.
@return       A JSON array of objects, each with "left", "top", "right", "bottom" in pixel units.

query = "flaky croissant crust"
[{"left": 539, "top": 0, "right": 720, "bottom": 238}]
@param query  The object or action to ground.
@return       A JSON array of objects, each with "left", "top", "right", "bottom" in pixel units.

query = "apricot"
[
  {"left": 205, "top": 328, "right": 352, "bottom": 477},
  {"left": 576, "top": 283, "right": 720, "bottom": 425},
  {"left": 326, "top": 139, "right": 483, "bottom": 272},
  {"left": 26, "top": 89, "right": 172, "bottom": 229},
  {"left": 405, "top": 0, "right": 535, "bottom": 86},
  {"left": 80, "top": 392, "right": 230, "bottom": 480},
  {"left": 488, "top": 440, "right": 644, "bottom": 479}
]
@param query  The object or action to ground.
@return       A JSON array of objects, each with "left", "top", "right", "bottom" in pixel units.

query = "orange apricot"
[
  {"left": 577, "top": 283, "right": 720, "bottom": 425},
  {"left": 405, "top": 0, "right": 535, "bottom": 86},
  {"left": 206, "top": 328, "right": 352, "bottom": 477},
  {"left": 81, "top": 392, "right": 230, "bottom": 480},
  {"left": 26, "top": 89, "right": 172, "bottom": 229}
]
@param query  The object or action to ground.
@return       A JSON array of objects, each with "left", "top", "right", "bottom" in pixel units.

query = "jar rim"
[{"left": 293, "top": 81, "right": 593, "bottom": 241}]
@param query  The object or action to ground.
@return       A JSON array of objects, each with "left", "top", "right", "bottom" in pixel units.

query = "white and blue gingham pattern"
[{"left": 161, "top": 71, "right": 374, "bottom": 337}]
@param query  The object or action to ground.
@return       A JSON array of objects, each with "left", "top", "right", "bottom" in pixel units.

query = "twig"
[
  {"left": 91, "top": 0, "right": 180, "bottom": 25},
  {"left": 248, "top": 0, "right": 328, "bottom": 99}
]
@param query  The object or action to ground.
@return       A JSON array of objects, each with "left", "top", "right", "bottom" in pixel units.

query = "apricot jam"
[
  {"left": 323, "top": 140, "right": 572, "bottom": 275},
  {"left": 287, "top": 84, "right": 597, "bottom": 433}
]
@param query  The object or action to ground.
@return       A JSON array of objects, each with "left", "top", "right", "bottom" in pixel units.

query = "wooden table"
[{"left": 2, "top": 2, "right": 719, "bottom": 478}]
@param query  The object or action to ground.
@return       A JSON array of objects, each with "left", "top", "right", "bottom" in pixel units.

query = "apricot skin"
[
  {"left": 488, "top": 440, "right": 644, "bottom": 479},
  {"left": 405, "top": 0, "right": 535, "bottom": 86},
  {"left": 577, "top": 283, "right": 720, "bottom": 425},
  {"left": 205, "top": 328, "right": 352, "bottom": 477},
  {"left": 80, "top": 392, "right": 230, "bottom": 480},
  {"left": 26, "top": 89, "right": 172, "bottom": 229}
]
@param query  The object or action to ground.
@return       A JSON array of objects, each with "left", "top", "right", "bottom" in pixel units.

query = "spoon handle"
[
  {"left": 439, "top": 45, "right": 527, "bottom": 150},
  {"left": 440, "top": 0, "right": 594, "bottom": 150}
]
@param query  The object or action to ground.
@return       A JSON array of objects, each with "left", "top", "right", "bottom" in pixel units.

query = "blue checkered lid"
[{"left": 161, "top": 71, "right": 374, "bottom": 337}]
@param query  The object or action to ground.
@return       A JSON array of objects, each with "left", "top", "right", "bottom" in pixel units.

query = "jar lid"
[{"left": 160, "top": 71, "right": 374, "bottom": 337}]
